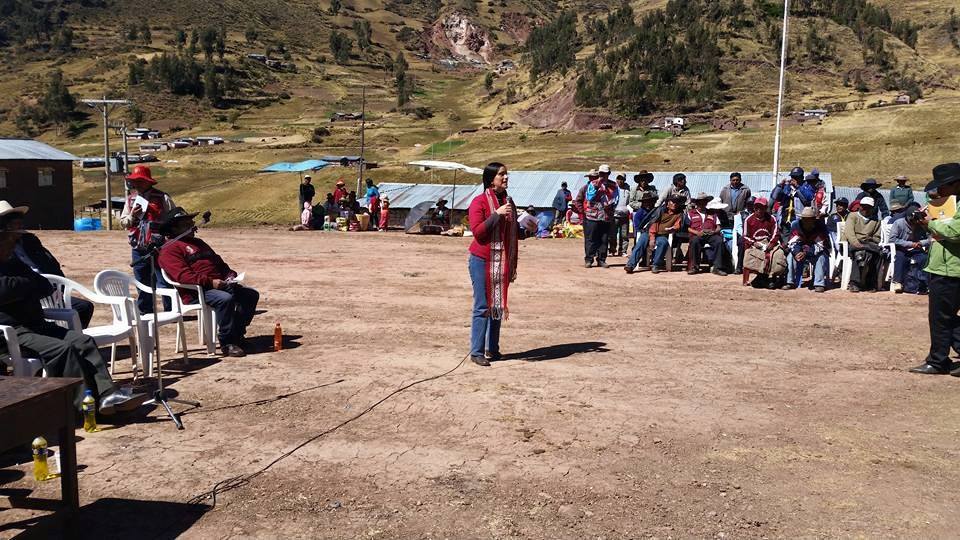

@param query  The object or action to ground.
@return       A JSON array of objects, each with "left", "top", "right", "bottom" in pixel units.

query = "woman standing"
[{"left": 468, "top": 162, "right": 535, "bottom": 366}]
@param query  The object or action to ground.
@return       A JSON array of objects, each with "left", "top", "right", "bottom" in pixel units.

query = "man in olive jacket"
[{"left": 910, "top": 163, "right": 960, "bottom": 375}]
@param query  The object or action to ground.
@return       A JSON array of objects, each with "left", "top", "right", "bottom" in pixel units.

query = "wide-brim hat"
[
  {"left": 691, "top": 192, "right": 714, "bottom": 202},
  {"left": 336, "top": 180, "right": 346, "bottom": 186},
  {"left": 860, "top": 178, "right": 881, "bottom": 190},
  {"left": 0, "top": 200, "right": 29, "bottom": 219},
  {"left": 925, "top": 163, "right": 960, "bottom": 194},
  {"left": 598, "top": 164, "right": 611, "bottom": 174},
  {"left": 126, "top": 165, "right": 157, "bottom": 185},
  {"left": 706, "top": 200, "right": 728, "bottom": 210},
  {"left": 585, "top": 169, "right": 600, "bottom": 178},
  {"left": 159, "top": 207, "right": 199, "bottom": 233},
  {"left": 889, "top": 201, "right": 906, "bottom": 212},
  {"left": 799, "top": 207, "right": 817, "bottom": 219},
  {"left": 634, "top": 170, "right": 654, "bottom": 183}
]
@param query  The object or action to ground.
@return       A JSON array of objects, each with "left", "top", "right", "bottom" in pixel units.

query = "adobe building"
[{"left": 0, "top": 139, "right": 78, "bottom": 229}]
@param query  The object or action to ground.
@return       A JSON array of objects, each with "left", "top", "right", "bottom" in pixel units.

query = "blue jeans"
[
  {"left": 651, "top": 236, "right": 670, "bottom": 268},
  {"left": 131, "top": 248, "right": 171, "bottom": 314},
  {"left": 788, "top": 251, "right": 828, "bottom": 287},
  {"left": 626, "top": 232, "right": 650, "bottom": 269},
  {"left": 468, "top": 254, "right": 501, "bottom": 358},
  {"left": 203, "top": 286, "right": 260, "bottom": 346}
]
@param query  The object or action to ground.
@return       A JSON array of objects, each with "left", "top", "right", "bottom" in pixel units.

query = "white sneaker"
[{"left": 893, "top": 282, "right": 903, "bottom": 294}]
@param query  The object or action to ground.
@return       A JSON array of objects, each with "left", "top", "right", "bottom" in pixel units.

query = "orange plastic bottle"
[{"left": 273, "top": 323, "right": 283, "bottom": 351}]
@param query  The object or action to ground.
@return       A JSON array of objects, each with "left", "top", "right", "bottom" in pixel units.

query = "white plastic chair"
[
  {"left": 835, "top": 221, "right": 855, "bottom": 290},
  {"left": 95, "top": 270, "right": 187, "bottom": 377},
  {"left": 0, "top": 324, "right": 45, "bottom": 376},
  {"left": 161, "top": 268, "right": 217, "bottom": 355},
  {"left": 42, "top": 274, "right": 143, "bottom": 376},
  {"left": 879, "top": 222, "right": 896, "bottom": 292}
]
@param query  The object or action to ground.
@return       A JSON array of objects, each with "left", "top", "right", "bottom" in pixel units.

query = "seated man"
[
  {"left": 889, "top": 208, "right": 930, "bottom": 294},
  {"left": 158, "top": 208, "right": 259, "bottom": 357},
  {"left": 422, "top": 197, "right": 452, "bottom": 234},
  {"left": 518, "top": 205, "right": 539, "bottom": 233},
  {"left": 646, "top": 197, "right": 684, "bottom": 274},
  {"left": 0, "top": 212, "right": 144, "bottom": 414},
  {"left": 624, "top": 192, "right": 657, "bottom": 273},
  {"left": 741, "top": 197, "right": 784, "bottom": 288},
  {"left": 842, "top": 196, "right": 883, "bottom": 292},
  {"left": 686, "top": 193, "right": 727, "bottom": 275},
  {"left": 2, "top": 202, "right": 95, "bottom": 328},
  {"left": 786, "top": 207, "right": 830, "bottom": 292}
]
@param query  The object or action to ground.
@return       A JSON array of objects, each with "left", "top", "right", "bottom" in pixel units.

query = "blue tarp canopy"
[{"left": 259, "top": 159, "right": 329, "bottom": 173}]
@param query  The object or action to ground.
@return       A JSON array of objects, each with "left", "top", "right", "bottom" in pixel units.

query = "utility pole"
[
  {"left": 110, "top": 121, "right": 131, "bottom": 197},
  {"left": 83, "top": 97, "right": 131, "bottom": 230},
  {"left": 357, "top": 86, "right": 366, "bottom": 195},
  {"left": 771, "top": 0, "right": 791, "bottom": 187}
]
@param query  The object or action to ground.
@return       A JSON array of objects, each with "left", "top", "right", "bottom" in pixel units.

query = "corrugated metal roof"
[
  {"left": 379, "top": 170, "right": 837, "bottom": 210},
  {"left": 0, "top": 139, "right": 78, "bottom": 161},
  {"left": 833, "top": 186, "right": 926, "bottom": 205},
  {"left": 377, "top": 183, "right": 481, "bottom": 210}
]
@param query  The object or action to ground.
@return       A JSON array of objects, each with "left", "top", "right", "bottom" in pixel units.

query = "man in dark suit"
[{"left": 1, "top": 201, "right": 94, "bottom": 328}]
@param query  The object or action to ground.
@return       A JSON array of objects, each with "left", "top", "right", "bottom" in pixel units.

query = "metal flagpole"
[
  {"left": 357, "top": 86, "right": 366, "bottom": 195},
  {"left": 771, "top": 0, "right": 791, "bottom": 185}
]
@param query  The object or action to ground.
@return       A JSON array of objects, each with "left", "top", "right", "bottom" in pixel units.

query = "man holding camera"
[{"left": 910, "top": 163, "right": 960, "bottom": 375}]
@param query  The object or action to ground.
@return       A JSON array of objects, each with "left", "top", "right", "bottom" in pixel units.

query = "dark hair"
[
  {"left": 730, "top": 172, "right": 742, "bottom": 180},
  {"left": 366, "top": 178, "right": 373, "bottom": 185},
  {"left": 672, "top": 173, "right": 686, "bottom": 185},
  {"left": 483, "top": 162, "right": 505, "bottom": 189}
]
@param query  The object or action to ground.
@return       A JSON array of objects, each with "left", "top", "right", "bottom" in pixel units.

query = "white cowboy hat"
[
  {"left": 0, "top": 201, "right": 29, "bottom": 218},
  {"left": 706, "top": 200, "right": 728, "bottom": 210}
]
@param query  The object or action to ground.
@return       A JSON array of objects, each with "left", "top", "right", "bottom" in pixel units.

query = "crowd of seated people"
[{"left": 617, "top": 168, "right": 931, "bottom": 294}]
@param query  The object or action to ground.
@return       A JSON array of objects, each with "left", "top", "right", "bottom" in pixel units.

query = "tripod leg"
[
  {"left": 157, "top": 396, "right": 184, "bottom": 430},
  {"left": 168, "top": 397, "right": 201, "bottom": 408}
]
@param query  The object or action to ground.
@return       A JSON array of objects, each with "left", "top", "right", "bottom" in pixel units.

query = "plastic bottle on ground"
[
  {"left": 82, "top": 389, "right": 99, "bottom": 433},
  {"left": 274, "top": 322, "right": 283, "bottom": 351},
  {"left": 32, "top": 436, "right": 50, "bottom": 481}
]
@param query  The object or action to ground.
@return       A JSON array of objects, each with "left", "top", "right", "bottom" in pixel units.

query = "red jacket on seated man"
[
  {"left": 157, "top": 207, "right": 258, "bottom": 358},
  {"left": 159, "top": 235, "right": 236, "bottom": 304}
]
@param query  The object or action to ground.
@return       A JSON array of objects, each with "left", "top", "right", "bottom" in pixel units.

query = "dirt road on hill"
[{"left": 3, "top": 229, "right": 958, "bottom": 539}]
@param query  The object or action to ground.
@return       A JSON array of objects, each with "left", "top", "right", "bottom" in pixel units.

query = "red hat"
[{"left": 126, "top": 164, "right": 157, "bottom": 185}]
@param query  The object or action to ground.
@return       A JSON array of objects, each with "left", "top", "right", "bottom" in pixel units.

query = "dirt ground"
[{"left": 3, "top": 228, "right": 959, "bottom": 539}]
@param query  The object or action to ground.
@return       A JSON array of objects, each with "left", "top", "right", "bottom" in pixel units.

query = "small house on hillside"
[
  {"left": 896, "top": 94, "right": 911, "bottom": 105},
  {"left": 330, "top": 112, "right": 364, "bottom": 122},
  {"left": 798, "top": 109, "right": 828, "bottom": 120},
  {"left": 0, "top": 139, "right": 78, "bottom": 229}
]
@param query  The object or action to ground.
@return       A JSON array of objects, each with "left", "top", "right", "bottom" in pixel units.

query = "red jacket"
[
  {"left": 469, "top": 190, "right": 509, "bottom": 260},
  {"left": 158, "top": 236, "right": 235, "bottom": 303}
]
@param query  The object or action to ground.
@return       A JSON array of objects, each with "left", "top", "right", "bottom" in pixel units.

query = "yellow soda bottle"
[
  {"left": 32, "top": 436, "right": 50, "bottom": 481},
  {"left": 82, "top": 390, "right": 99, "bottom": 433}
]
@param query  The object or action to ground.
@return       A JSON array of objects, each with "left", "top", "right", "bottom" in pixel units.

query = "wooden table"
[{"left": 0, "top": 376, "right": 82, "bottom": 522}]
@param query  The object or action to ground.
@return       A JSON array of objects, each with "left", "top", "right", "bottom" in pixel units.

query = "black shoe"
[
  {"left": 221, "top": 343, "right": 246, "bottom": 357},
  {"left": 814, "top": 286, "right": 825, "bottom": 293},
  {"left": 848, "top": 284, "right": 860, "bottom": 292},
  {"left": 951, "top": 366, "right": 960, "bottom": 377},
  {"left": 98, "top": 387, "right": 149, "bottom": 415},
  {"left": 909, "top": 363, "right": 949, "bottom": 375},
  {"left": 471, "top": 355, "right": 490, "bottom": 367},
  {"left": 584, "top": 260, "right": 593, "bottom": 268},
  {"left": 485, "top": 351, "right": 502, "bottom": 362},
  {"left": 711, "top": 267, "right": 728, "bottom": 277},
  {"left": 624, "top": 266, "right": 634, "bottom": 274},
  {"left": 597, "top": 261, "right": 609, "bottom": 268}
]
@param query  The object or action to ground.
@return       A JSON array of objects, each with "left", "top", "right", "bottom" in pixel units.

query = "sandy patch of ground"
[{"left": 2, "top": 229, "right": 958, "bottom": 538}]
